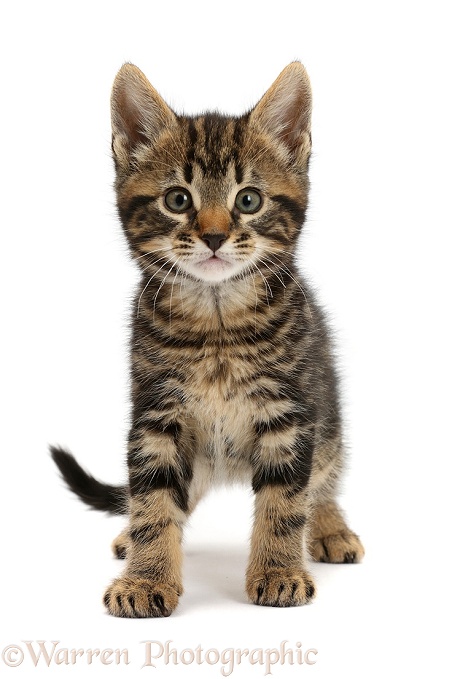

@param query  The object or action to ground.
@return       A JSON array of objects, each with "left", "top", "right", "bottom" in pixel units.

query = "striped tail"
[{"left": 50, "top": 445, "right": 127, "bottom": 515}]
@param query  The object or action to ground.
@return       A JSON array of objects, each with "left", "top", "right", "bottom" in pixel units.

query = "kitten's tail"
[{"left": 50, "top": 445, "right": 127, "bottom": 515}]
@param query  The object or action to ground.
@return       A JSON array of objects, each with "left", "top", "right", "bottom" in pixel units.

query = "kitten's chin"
[{"left": 181, "top": 256, "right": 244, "bottom": 283}]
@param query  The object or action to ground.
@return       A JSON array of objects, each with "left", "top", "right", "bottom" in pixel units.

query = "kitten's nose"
[{"left": 201, "top": 233, "right": 227, "bottom": 253}]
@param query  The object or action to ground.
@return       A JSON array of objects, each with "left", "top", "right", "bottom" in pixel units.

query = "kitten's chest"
[
  {"left": 184, "top": 346, "right": 256, "bottom": 427},
  {"left": 182, "top": 345, "right": 258, "bottom": 464}
]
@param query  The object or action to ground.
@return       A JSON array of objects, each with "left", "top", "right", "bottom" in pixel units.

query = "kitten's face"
[{"left": 112, "top": 63, "right": 312, "bottom": 284}]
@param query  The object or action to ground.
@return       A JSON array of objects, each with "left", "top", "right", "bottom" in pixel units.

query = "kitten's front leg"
[
  {"left": 104, "top": 421, "right": 191, "bottom": 618},
  {"left": 246, "top": 415, "right": 316, "bottom": 607}
]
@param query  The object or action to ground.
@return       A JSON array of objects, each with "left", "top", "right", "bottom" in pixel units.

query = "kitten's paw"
[
  {"left": 309, "top": 531, "right": 364, "bottom": 564},
  {"left": 103, "top": 577, "right": 182, "bottom": 618},
  {"left": 246, "top": 567, "right": 316, "bottom": 607},
  {"left": 111, "top": 531, "right": 129, "bottom": 559}
]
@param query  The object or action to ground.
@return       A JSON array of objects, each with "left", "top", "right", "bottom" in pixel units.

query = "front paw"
[
  {"left": 246, "top": 567, "right": 316, "bottom": 607},
  {"left": 103, "top": 577, "right": 181, "bottom": 618}
]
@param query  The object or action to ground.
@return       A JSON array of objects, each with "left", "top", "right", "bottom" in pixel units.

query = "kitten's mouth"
[
  {"left": 199, "top": 254, "right": 231, "bottom": 269},
  {"left": 178, "top": 250, "right": 243, "bottom": 282}
]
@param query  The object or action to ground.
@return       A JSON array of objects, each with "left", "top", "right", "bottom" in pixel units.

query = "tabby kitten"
[{"left": 51, "top": 61, "right": 364, "bottom": 618}]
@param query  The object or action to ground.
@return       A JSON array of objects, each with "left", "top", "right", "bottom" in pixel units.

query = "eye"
[
  {"left": 164, "top": 188, "right": 193, "bottom": 213},
  {"left": 235, "top": 188, "right": 262, "bottom": 214}
]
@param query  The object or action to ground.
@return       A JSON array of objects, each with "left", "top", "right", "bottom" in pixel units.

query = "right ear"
[
  {"left": 249, "top": 61, "right": 312, "bottom": 167},
  {"left": 111, "top": 63, "right": 176, "bottom": 170}
]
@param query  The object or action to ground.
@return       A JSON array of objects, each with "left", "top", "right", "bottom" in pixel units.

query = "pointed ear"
[
  {"left": 111, "top": 63, "right": 177, "bottom": 170},
  {"left": 249, "top": 62, "right": 312, "bottom": 164}
]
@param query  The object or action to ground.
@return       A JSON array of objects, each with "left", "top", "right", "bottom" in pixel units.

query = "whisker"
[
  {"left": 253, "top": 255, "right": 287, "bottom": 289},
  {"left": 153, "top": 258, "right": 180, "bottom": 323},
  {"left": 244, "top": 257, "right": 273, "bottom": 306},
  {"left": 168, "top": 265, "right": 181, "bottom": 334},
  {"left": 137, "top": 256, "right": 174, "bottom": 317},
  {"left": 136, "top": 246, "right": 174, "bottom": 261},
  {"left": 254, "top": 247, "right": 313, "bottom": 320},
  {"left": 140, "top": 253, "right": 176, "bottom": 269},
  {"left": 244, "top": 262, "right": 259, "bottom": 336},
  {"left": 178, "top": 268, "right": 188, "bottom": 320}
]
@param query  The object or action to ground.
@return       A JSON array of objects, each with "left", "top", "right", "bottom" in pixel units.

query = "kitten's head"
[{"left": 111, "top": 62, "right": 312, "bottom": 284}]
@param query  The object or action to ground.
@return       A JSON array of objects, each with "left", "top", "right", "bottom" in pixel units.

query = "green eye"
[
  {"left": 235, "top": 188, "right": 262, "bottom": 214},
  {"left": 165, "top": 188, "right": 193, "bottom": 213}
]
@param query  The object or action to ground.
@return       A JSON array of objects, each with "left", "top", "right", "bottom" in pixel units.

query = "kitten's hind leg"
[
  {"left": 308, "top": 499, "right": 364, "bottom": 564},
  {"left": 112, "top": 529, "right": 129, "bottom": 559}
]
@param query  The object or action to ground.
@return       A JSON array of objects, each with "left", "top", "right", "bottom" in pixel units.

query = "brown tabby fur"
[{"left": 50, "top": 61, "right": 364, "bottom": 618}]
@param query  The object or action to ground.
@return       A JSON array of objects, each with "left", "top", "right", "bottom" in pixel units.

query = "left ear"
[{"left": 249, "top": 62, "right": 312, "bottom": 164}]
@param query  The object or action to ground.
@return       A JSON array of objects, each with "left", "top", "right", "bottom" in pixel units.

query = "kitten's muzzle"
[{"left": 197, "top": 206, "right": 230, "bottom": 253}]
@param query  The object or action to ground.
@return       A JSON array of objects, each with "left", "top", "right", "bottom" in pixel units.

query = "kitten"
[{"left": 51, "top": 61, "right": 364, "bottom": 618}]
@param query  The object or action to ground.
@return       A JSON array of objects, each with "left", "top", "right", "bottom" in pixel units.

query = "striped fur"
[{"left": 51, "top": 62, "right": 364, "bottom": 617}]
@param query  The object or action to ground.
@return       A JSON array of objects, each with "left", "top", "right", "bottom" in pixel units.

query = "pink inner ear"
[
  {"left": 279, "top": 90, "right": 310, "bottom": 155},
  {"left": 114, "top": 84, "right": 150, "bottom": 148},
  {"left": 250, "top": 62, "right": 312, "bottom": 156},
  {"left": 111, "top": 64, "right": 176, "bottom": 156}
]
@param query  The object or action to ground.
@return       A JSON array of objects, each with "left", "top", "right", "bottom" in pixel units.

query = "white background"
[{"left": 1, "top": 1, "right": 451, "bottom": 677}]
